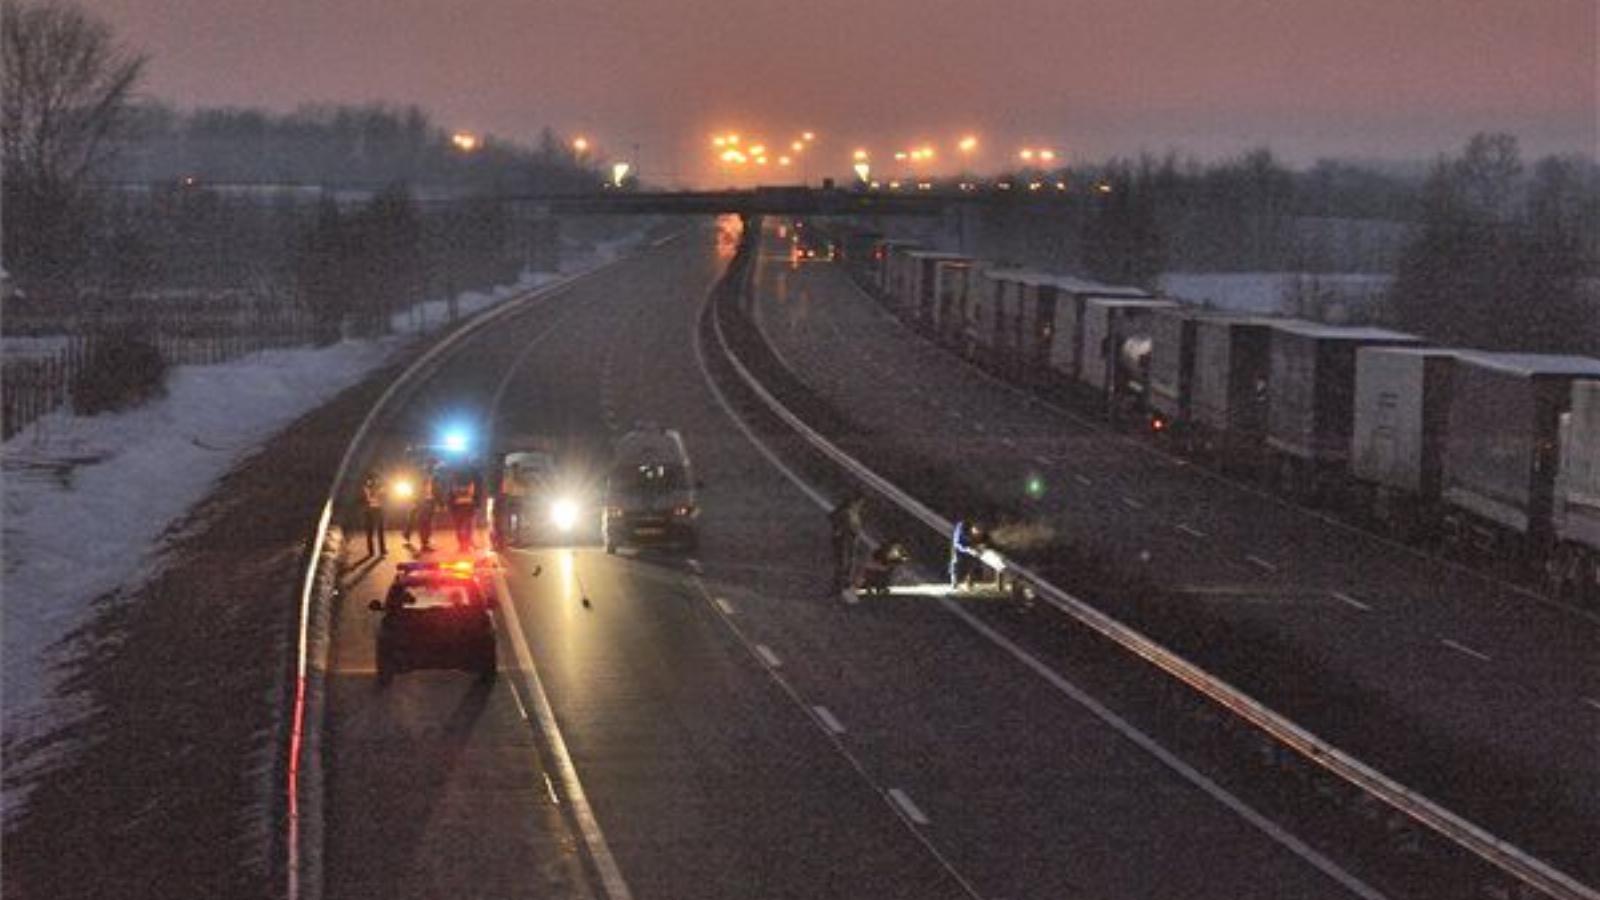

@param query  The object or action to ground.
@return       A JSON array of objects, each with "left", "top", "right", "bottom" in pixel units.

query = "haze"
[{"left": 101, "top": 0, "right": 1598, "bottom": 184}]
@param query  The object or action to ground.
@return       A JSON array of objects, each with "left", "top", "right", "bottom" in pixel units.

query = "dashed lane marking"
[
  {"left": 1332, "top": 591, "right": 1372, "bottom": 611},
  {"left": 755, "top": 644, "right": 783, "bottom": 668},
  {"left": 839, "top": 588, "right": 860, "bottom": 605},
  {"left": 714, "top": 597, "right": 735, "bottom": 616},
  {"left": 1121, "top": 496, "right": 1146, "bottom": 510},
  {"left": 1440, "top": 638, "right": 1492, "bottom": 663},
  {"left": 1033, "top": 455, "right": 1052, "bottom": 467},
  {"left": 1584, "top": 697, "right": 1600, "bottom": 713},
  {"left": 1001, "top": 437, "right": 1017, "bottom": 449},
  {"left": 888, "top": 788, "right": 931, "bottom": 826},
  {"left": 1245, "top": 554, "right": 1279, "bottom": 573},
  {"left": 1073, "top": 474, "right": 1093, "bottom": 486},
  {"left": 1176, "top": 523, "right": 1207, "bottom": 538},
  {"left": 812, "top": 706, "right": 847, "bottom": 734}
]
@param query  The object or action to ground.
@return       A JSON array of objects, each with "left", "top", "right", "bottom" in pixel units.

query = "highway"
[
  {"left": 747, "top": 220, "right": 1600, "bottom": 887},
  {"left": 310, "top": 221, "right": 1378, "bottom": 900}
]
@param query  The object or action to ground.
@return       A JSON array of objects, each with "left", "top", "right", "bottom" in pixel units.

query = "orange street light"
[
  {"left": 778, "top": 155, "right": 792, "bottom": 166},
  {"left": 958, "top": 135, "right": 978, "bottom": 153},
  {"left": 451, "top": 131, "right": 480, "bottom": 152},
  {"left": 802, "top": 131, "right": 815, "bottom": 142},
  {"left": 1039, "top": 148, "right": 1057, "bottom": 162},
  {"left": 572, "top": 136, "right": 590, "bottom": 153},
  {"left": 791, "top": 140, "right": 804, "bottom": 152},
  {"left": 852, "top": 148, "right": 868, "bottom": 161},
  {"left": 1019, "top": 148, "right": 1035, "bottom": 161}
]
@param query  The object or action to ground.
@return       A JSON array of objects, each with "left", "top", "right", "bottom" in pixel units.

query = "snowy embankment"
[
  {"left": 1160, "top": 271, "right": 1392, "bottom": 317},
  {"left": 1, "top": 230, "right": 646, "bottom": 767}
]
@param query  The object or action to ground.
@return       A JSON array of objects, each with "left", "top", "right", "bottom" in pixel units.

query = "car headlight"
[{"left": 550, "top": 498, "right": 580, "bottom": 532}]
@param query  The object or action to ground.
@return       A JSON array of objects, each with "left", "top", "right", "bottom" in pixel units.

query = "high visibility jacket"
[
  {"left": 363, "top": 480, "right": 384, "bottom": 508},
  {"left": 450, "top": 477, "right": 478, "bottom": 507}
]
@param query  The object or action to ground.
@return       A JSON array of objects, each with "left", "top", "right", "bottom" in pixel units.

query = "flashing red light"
[{"left": 1151, "top": 416, "right": 1167, "bottom": 433}]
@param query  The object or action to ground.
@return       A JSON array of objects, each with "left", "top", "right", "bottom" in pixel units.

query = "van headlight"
[{"left": 550, "top": 498, "right": 580, "bottom": 532}]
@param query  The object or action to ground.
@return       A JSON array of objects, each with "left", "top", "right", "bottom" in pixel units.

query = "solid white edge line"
[
  {"left": 936, "top": 596, "right": 1385, "bottom": 900},
  {"left": 492, "top": 564, "right": 634, "bottom": 900},
  {"left": 888, "top": 788, "right": 932, "bottom": 826},
  {"left": 755, "top": 644, "right": 783, "bottom": 668},
  {"left": 710, "top": 270, "right": 1600, "bottom": 900},
  {"left": 714, "top": 597, "right": 735, "bottom": 616},
  {"left": 288, "top": 252, "right": 646, "bottom": 900},
  {"left": 812, "top": 706, "right": 847, "bottom": 734},
  {"left": 1332, "top": 591, "right": 1372, "bottom": 612},
  {"left": 1439, "top": 638, "right": 1492, "bottom": 663}
]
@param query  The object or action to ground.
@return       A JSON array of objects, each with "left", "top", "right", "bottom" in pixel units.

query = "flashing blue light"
[{"left": 440, "top": 426, "right": 471, "bottom": 455}]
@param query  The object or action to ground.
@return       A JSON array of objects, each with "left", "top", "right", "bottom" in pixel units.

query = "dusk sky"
[{"left": 101, "top": 0, "right": 1596, "bottom": 185}]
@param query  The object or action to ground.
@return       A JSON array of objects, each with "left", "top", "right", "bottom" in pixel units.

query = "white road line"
[
  {"left": 1033, "top": 455, "right": 1052, "bottom": 467},
  {"left": 971, "top": 420, "right": 987, "bottom": 432},
  {"left": 887, "top": 788, "right": 931, "bottom": 826},
  {"left": 1176, "top": 523, "right": 1207, "bottom": 539},
  {"left": 839, "top": 588, "right": 860, "bottom": 605},
  {"left": 1245, "top": 554, "right": 1279, "bottom": 573},
  {"left": 1073, "top": 474, "right": 1093, "bottom": 486},
  {"left": 755, "top": 644, "right": 783, "bottom": 668},
  {"left": 491, "top": 567, "right": 633, "bottom": 900},
  {"left": 1121, "top": 496, "right": 1146, "bottom": 510},
  {"left": 1439, "top": 638, "right": 1492, "bottom": 663},
  {"left": 812, "top": 706, "right": 847, "bottom": 734},
  {"left": 1001, "top": 437, "right": 1018, "bottom": 449},
  {"left": 1583, "top": 697, "right": 1600, "bottom": 713},
  {"left": 713, "top": 597, "right": 735, "bottom": 616},
  {"left": 1331, "top": 591, "right": 1372, "bottom": 612}
]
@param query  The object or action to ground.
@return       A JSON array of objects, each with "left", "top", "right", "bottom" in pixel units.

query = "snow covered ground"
[
  {"left": 1160, "top": 271, "right": 1392, "bottom": 318},
  {"left": 1, "top": 228, "right": 652, "bottom": 770}
]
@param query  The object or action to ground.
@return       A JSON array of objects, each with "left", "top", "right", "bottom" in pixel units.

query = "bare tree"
[
  {"left": 2, "top": 0, "right": 145, "bottom": 190},
  {"left": 2, "top": 0, "right": 146, "bottom": 292}
]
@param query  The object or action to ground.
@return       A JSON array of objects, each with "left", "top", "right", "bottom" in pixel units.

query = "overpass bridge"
[{"left": 538, "top": 185, "right": 1000, "bottom": 216}]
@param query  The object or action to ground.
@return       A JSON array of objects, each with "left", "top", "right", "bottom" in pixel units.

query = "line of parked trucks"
[{"left": 810, "top": 226, "right": 1600, "bottom": 608}]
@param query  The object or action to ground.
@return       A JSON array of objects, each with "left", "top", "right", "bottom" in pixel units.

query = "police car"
[{"left": 367, "top": 560, "right": 497, "bottom": 685}]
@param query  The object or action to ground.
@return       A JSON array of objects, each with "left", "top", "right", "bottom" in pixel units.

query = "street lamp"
[
  {"left": 958, "top": 135, "right": 978, "bottom": 154},
  {"left": 451, "top": 131, "right": 480, "bottom": 152},
  {"left": 573, "top": 136, "right": 590, "bottom": 154}
]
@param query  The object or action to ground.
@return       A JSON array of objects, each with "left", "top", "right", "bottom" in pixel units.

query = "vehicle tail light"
[{"left": 672, "top": 504, "right": 695, "bottom": 518}]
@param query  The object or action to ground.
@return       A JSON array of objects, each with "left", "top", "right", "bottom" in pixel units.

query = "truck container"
[
  {"left": 1046, "top": 282, "right": 1150, "bottom": 386},
  {"left": 1189, "top": 317, "right": 1275, "bottom": 461},
  {"left": 874, "top": 240, "right": 920, "bottom": 298},
  {"left": 1551, "top": 379, "right": 1600, "bottom": 605},
  {"left": 1350, "top": 347, "right": 1457, "bottom": 497},
  {"left": 1441, "top": 353, "right": 1600, "bottom": 552},
  {"left": 1349, "top": 347, "right": 1457, "bottom": 534},
  {"left": 902, "top": 251, "right": 974, "bottom": 333},
  {"left": 1081, "top": 298, "right": 1178, "bottom": 415},
  {"left": 1266, "top": 323, "right": 1421, "bottom": 469},
  {"left": 1148, "top": 306, "right": 1199, "bottom": 428}
]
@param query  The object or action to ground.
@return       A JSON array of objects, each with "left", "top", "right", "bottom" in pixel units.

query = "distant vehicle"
[
  {"left": 367, "top": 560, "right": 497, "bottom": 685},
  {"left": 601, "top": 426, "right": 698, "bottom": 554}
]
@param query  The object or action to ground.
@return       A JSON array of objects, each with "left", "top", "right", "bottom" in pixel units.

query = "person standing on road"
[
  {"left": 949, "top": 519, "right": 988, "bottom": 591},
  {"left": 415, "top": 459, "right": 439, "bottom": 552},
  {"left": 361, "top": 470, "right": 387, "bottom": 557},
  {"left": 495, "top": 462, "right": 527, "bottom": 549},
  {"left": 828, "top": 494, "right": 865, "bottom": 592},
  {"left": 448, "top": 465, "right": 484, "bottom": 553}
]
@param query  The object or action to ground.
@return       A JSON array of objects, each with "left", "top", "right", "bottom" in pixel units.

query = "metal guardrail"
[{"left": 707, "top": 263, "right": 1599, "bottom": 900}]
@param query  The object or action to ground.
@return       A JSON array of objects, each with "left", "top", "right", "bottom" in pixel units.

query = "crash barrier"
[
  {"left": 284, "top": 255, "right": 640, "bottom": 900},
  {"left": 707, "top": 243, "right": 1597, "bottom": 900}
]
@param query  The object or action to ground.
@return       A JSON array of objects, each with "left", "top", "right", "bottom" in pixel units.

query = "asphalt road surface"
[
  {"left": 316, "top": 221, "right": 1379, "bottom": 900},
  {"left": 748, "top": 219, "right": 1600, "bottom": 885}
]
